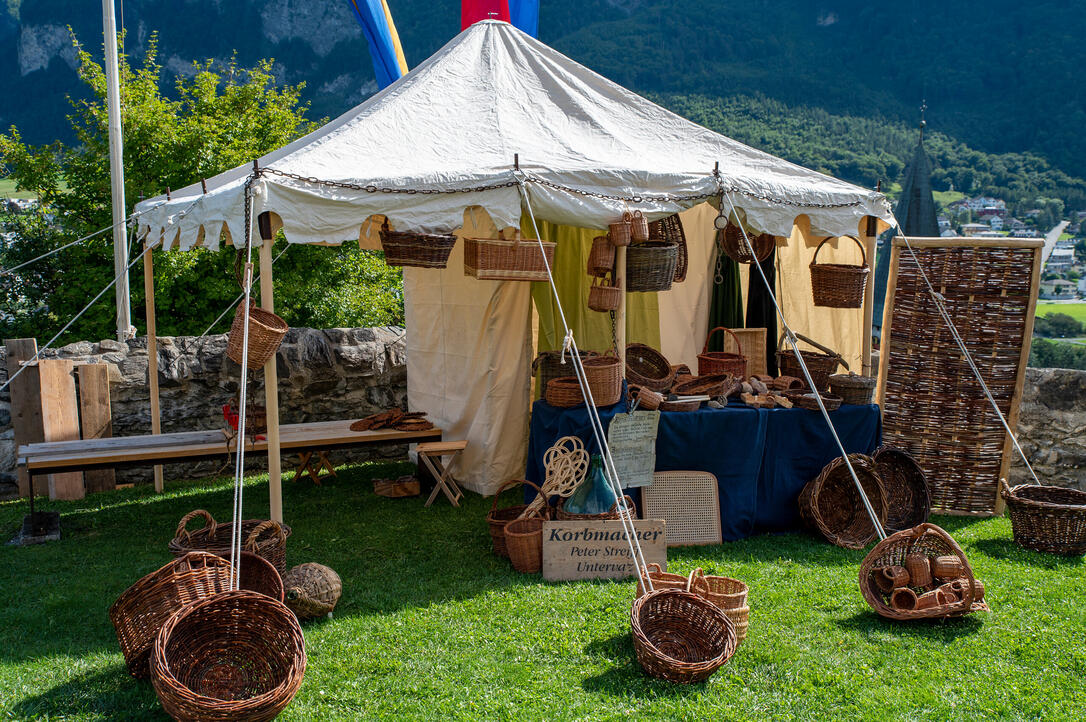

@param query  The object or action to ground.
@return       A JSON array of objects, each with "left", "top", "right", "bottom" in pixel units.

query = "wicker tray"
[
  {"left": 671, "top": 374, "right": 733, "bottom": 398},
  {"left": 626, "top": 343, "right": 674, "bottom": 392},
  {"left": 786, "top": 391, "right": 843, "bottom": 412},
  {"left": 1001, "top": 480, "right": 1086, "bottom": 555},
  {"left": 379, "top": 219, "right": 456, "bottom": 268}
]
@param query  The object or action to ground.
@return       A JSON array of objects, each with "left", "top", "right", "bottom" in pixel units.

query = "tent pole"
[
  {"left": 615, "top": 245, "right": 627, "bottom": 370},
  {"left": 861, "top": 215, "right": 877, "bottom": 377},
  {"left": 142, "top": 240, "right": 164, "bottom": 493},
  {"left": 259, "top": 236, "right": 283, "bottom": 523}
]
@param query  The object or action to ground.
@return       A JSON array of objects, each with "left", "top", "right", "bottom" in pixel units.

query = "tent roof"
[{"left": 134, "top": 20, "right": 891, "bottom": 251}]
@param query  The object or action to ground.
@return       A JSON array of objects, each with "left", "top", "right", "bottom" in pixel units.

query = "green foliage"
[
  {"left": 1033, "top": 312, "right": 1084, "bottom": 339},
  {"left": 0, "top": 34, "right": 404, "bottom": 344},
  {"left": 1029, "top": 338, "right": 1086, "bottom": 370}
]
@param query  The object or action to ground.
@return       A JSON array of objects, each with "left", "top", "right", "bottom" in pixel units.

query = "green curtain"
[{"left": 706, "top": 251, "right": 744, "bottom": 351}]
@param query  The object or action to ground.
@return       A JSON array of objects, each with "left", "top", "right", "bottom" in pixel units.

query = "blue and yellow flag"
[{"left": 347, "top": 0, "right": 409, "bottom": 89}]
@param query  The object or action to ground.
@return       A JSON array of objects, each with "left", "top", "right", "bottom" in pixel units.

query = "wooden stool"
[
  {"left": 293, "top": 450, "right": 337, "bottom": 485},
  {"left": 416, "top": 440, "right": 467, "bottom": 507}
]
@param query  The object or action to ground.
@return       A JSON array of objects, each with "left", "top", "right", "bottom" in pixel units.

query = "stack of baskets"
[
  {"left": 636, "top": 566, "right": 750, "bottom": 646},
  {"left": 379, "top": 218, "right": 457, "bottom": 268},
  {"left": 630, "top": 589, "right": 736, "bottom": 684},
  {"left": 1001, "top": 480, "right": 1086, "bottom": 556},
  {"left": 487, "top": 480, "right": 544, "bottom": 558}
]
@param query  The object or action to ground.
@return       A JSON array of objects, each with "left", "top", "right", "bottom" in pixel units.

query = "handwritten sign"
[
  {"left": 606, "top": 410, "right": 659, "bottom": 488},
  {"left": 542, "top": 519, "right": 667, "bottom": 581}
]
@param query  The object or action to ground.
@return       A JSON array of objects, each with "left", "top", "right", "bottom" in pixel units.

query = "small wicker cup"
[
  {"left": 1001, "top": 480, "right": 1086, "bottom": 556},
  {"left": 150, "top": 590, "right": 306, "bottom": 722},
  {"left": 486, "top": 479, "right": 543, "bottom": 557},
  {"left": 810, "top": 235, "right": 870, "bottom": 308},
  {"left": 799, "top": 454, "right": 887, "bottom": 549},
  {"left": 226, "top": 302, "right": 288, "bottom": 370},
  {"left": 630, "top": 589, "right": 736, "bottom": 684},
  {"left": 626, "top": 343, "right": 674, "bottom": 392}
]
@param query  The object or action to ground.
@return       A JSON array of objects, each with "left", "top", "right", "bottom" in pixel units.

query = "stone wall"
[
  {"left": 1010, "top": 367, "right": 1086, "bottom": 489},
  {"left": 0, "top": 327, "right": 407, "bottom": 496}
]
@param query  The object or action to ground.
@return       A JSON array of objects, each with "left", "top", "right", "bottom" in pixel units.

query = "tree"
[
  {"left": 1033, "top": 313, "right": 1084, "bottom": 339},
  {"left": 0, "top": 33, "right": 404, "bottom": 344}
]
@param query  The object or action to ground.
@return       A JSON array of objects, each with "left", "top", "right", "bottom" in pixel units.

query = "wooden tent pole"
[
  {"left": 614, "top": 245, "right": 627, "bottom": 370},
  {"left": 259, "top": 236, "right": 283, "bottom": 523},
  {"left": 860, "top": 216, "right": 878, "bottom": 377},
  {"left": 142, "top": 240, "right": 164, "bottom": 492}
]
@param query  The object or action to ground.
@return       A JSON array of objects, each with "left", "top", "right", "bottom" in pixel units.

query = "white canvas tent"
[{"left": 134, "top": 20, "right": 893, "bottom": 512}]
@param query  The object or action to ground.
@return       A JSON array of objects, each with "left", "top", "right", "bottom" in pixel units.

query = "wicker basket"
[
  {"left": 630, "top": 210, "right": 649, "bottom": 242},
  {"left": 556, "top": 495, "right": 636, "bottom": 521},
  {"left": 719, "top": 224, "right": 774, "bottom": 264},
  {"left": 283, "top": 562, "right": 343, "bottom": 619},
  {"left": 873, "top": 446, "right": 931, "bottom": 533},
  {"left": 630, "top": 589, "right": 736, "bottom": 684},
  {"left": 698, "top": 327, "right": 748, "bottom": 378},
  {"left": 799, "top": 454, "right": 887, "bottom": 549},
  {"left": 533, "top": 349, "right": 598, "bottom": 396},
  {"left": 545, "top": 377, "right": 585, "bottom": 408},
  {"left": 582, "top": 355, "right": 623, "bottom": 406},
  {"left": 463, "top": 231, "right": 556, "bottom": 281},
  {"left": 686, "top": 568, "right": 748, "bottom": 610},
  {"left": 588, "top": 274, "right": 622, "bottom": 312},
  {"left": 1001, "top": 480, "right": 1086, "bottom": 555},
  {"left": 859, "top": 523, "right": 988, "bottom": 620},
  {"left": 378, "top": 219, "right": 456, "bottom": 268},
  {"left": 487, "top": 479, "right": 543, "bottom": 557},
  {"left": 587, "top": 235, "right": 615, "bottom": 277},
  {"left": 829, "top": 372, "right": 876, "bottom": 405},
  {"left": 628, "top": 385, "right": 664, "bottom": 410},
  {"left": 150, "top": 590, "right": 306, "bottom": 722},
  {"left": 786, "top": 391, "right": 843, "bottom": 412},
  {"left": 505, "top": 514, "right": 545, "bottom": 573},
  {"left": 649, "top": 215, "right": 688, "bottom": 282},
  {"left": 240, "top": 551, "right": 285, "bottom": 603},
  {"left": 226, "top": 302, "right": 288, "bottom": 370},
  {"left": 659, "top": 398, "right": 701, "bottom": 412},
  {"left": 110, "top": 552, "right": 232, "bottom": 679},
  {"left": 672, "top": 374, "right": 733, "bottom": 397},
  {"left": 609, "top": 212, "right": 632, "bottom": 247},
  {"left": 626, "top": 343, "right": 674, "bottom": 392},
  {"left": 634, "top": 562, "right": 689, "bottom": 596},
  {"left": 627, "top": 241, "right": 678, "bottom": 292},
  {"left": 168, "top": 510, "right": 292, "bottom": 575},
  {"left": 810, "top": 235, "right": 870, "bottom": 308},
  {"left": 776, "top": 333, "right": 845, "bottom": 392}
]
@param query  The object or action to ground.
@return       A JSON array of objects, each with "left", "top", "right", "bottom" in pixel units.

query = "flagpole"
[{"left": 103, "top": 0, "right": 133, "bottom": 340}]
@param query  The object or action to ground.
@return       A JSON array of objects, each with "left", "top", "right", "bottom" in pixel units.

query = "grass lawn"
[
  {"left": 0, "top": 177, "right": 36, "bottom": 200},
  {"left": 1, "top": 463, "right": 1084, "bottom": 720},
  {"left": 1036, "top": 302, "right": 1086, "bottom": 324}
]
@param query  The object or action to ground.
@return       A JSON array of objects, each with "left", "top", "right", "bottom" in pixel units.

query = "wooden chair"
[{"left": 416, "top": 440, "right": 467, "bottom": 507}]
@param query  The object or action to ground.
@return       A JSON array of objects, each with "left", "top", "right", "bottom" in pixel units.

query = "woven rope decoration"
[{"left": 523, "top": 436, "right": 589, "bottom": 517}]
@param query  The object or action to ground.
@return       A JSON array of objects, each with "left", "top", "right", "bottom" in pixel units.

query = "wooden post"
[
  {"left": 76, "top": 364, "right": 115, "bottom": 493},
  {"left": 37, "top": 359, "right": 84, "bottom": 500},
  {"left": 614, "top": 245, "right": 627, "bottom": 370},
  {"left": 5, "top": 338, "right": 44, "bottom": 497},
  {"left": 259, "top": 238, "right": 283, "bottom": 523},
  {"left": 860, "top": 216, "right": 878, "bottom": 377},
  {"left": 143, "top": 241, "right": 164, "bottom": 492},
  {"left": 874, "top": 244, "right": 900, "bottom": 410}
]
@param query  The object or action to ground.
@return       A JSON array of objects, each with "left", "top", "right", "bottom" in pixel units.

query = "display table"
[{"left": 526, "top": 398, "right": 881, "bottom": 541}]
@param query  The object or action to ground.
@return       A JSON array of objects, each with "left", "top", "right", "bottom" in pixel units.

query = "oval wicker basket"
[
  {"left": 378, "top": 219, "right": 457, "bottom": 268},
  {"left": 505, "top": 514, "right": 545, "bottom": 573},
  {"left": 719, "top": 224, "right": 774, "bottom": 264},
  {"left": 873, "top": 446, "right": 931, "bottom": 533},
  {"left": 1000, "top": 480, "right": 1086, "bottom": 556},
  {"left": 226, "top": 302, "right": 289, "bottom": 370},
  {"left": 829, "top": 372, "right": 877, "bottom": 405},
  {"left": 240, "top": 551, "right": 285, "bottom": 603},
  {"left": 168, "top": 510, "right": 292, "bottom": 575},
  {"left": 659, "top": 397, "right": 701, "bottom": 412},
  {"left": 686, "top": 568, "right": 748, "bottom": 610},
  {"left": 587, "top": 235, "right": 615, "bottom": 277},
  {"left": 487, "top": 479, "right": 544, "bottom": 557},
  {"left": 283, "top": 562, "right": 342, "bottom": 619},
  {"left": 150, "top": 590, "right": 306, "bottom": 722},
  {"left": 810, "top": 235, "right": 870, "bottom": 308},
  {"left": 671, "top": 374, "right": 733, "bottom": 398},
  {"left": 776, "top": 333, "right": 845, "bottom": 392},
  {"left": 110, "top": 552, "right": 232, "bottom": 679},
  {"left": 627, "top": 241, "right": 678, "bottom": 292},
  {"left": 545, "top": 377, "right": 585, "bottom": 408},
  {"left": 625, "top": 343, "right": 674, "bottom": 392},
  {"left": 698, "top": 327, "right": 747, "bottom": 378},
  {"left": 799, "top": 454, "right": 888, "bottom": 549},
  {"left": 532, "top": 349, "right": 598, "bottom": 395},
  {"left": 588, "top": 274, "right": 622, "bottom": 312},
  {"left": 630, "top": 589, "right": 736, "bottom": 684},
  {"left": 786, "top": 391, "right": 843, "bottom": 412}
]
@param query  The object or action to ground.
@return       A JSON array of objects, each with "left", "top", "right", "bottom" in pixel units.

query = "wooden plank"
[
  {"left": 259, "top": 239, "right": 283, "bottom": 523},
  {"left": 860, "top": 217, "right": 878, "bottom": 377},
  {"left": 892, "top": 236, "right": 1045, "bottom": 249},
  {"left": 22, "top": 428, "right": 226, "bottom": 455},
  {"left": 874, "top": 245, "right": 901, "bottom": 409},
  {"left": 542, "top": 519, "right": 667, "bottom": 582},
  {"left": 75, "top": 364, "right": 115, "bottom": 493},
  {"left": 5, "top": 338, "right": 44, "bottom": 497},
  {"left": 37, "top": 359, "right": 84, "bottom": 500},
  {"left": 143, "top": 240, "right": 164, "bottom": 492}
]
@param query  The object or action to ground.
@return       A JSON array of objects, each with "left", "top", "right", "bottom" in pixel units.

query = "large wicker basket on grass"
[
  {"left": 799, "top": 454, "right": 887, "bottom": 549},
  {"left": 1001, "top": 480, "right": 1086, "bottom": 556},
  {"left": 169, "top": 510, "right": 292, "bottom": 575},
  {"left": 630, "top": 589, "right": 736, "bottom": 684}
]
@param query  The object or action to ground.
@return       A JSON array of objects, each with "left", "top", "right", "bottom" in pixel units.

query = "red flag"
[{"left": 462, "top": 0, "right": 510, "bottom": 29}]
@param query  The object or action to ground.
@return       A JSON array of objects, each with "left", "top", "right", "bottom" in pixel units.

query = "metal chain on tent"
[
  {"left": 608, "top": 310, "right": 619, "bottom": 358},
  {"left": 723, "top": 191, "right": 887, "bottom": 541}
]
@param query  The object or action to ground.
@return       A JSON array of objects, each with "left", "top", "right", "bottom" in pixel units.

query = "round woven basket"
[
  {"left": 799, "top": 454, "right": 887, "bottom": 549},
  {"left": 630, "top": 589, "right": 736, "bottom": 684},
  {"left": 625, "top": 343, "right": 674, "bottom": 392},
  {"left": 226, "top": 302, "right": 288, "bottom": 370},
  {"left": 505, "top": 514, "right": 545, "bottom": 573},
  {"left": 719, "top": 224, "right": 774, "bottom": 264},
  {"left": 555, "top": 495, "right": 636, "bottom": 522},
  {"left": 110, "top": 552, "right": 232, "bottom": 679},
  {"left": 169, "top": 510, "right": 292, "bottom": 575},
  {"left": 587, "top": 235, "right": 615, "bottom": 277},
  {"left": 698, "top": 327, "right": 747, "bottom": 378},
  {"left": 786, "top": 391, "right": 843, "bottom": 412},
  {"left": 672, "top": 374, "right": 733, "bottom": 398},
  {"left": 532, "top": 349, "right": 597, "bottom": 396},
  {"left": 240, "top": 551, "right": 285, "bottom": 603},
  {"left": 873, "top": 446, "right": 931, "bottom": 533},
  {"left": 829, "top": 372, "right": 877, "bottom": 405},
  {"left": 581, "top": 355, "right": 623, "bottom": 406},
  {"left": 545, "top": 377, "right": 585, "bottom": 408},
  {"left": 810, "top": 235, "right": 870, "bottom": 308},
  {"left": 150, "top": 590, "right": 306, "bottom": 722},
  {"left": 486, "top": 479, "right": 543, "bottom": 557},
  {"left": 379, "top": 219, "right": 457, "bottom": 268},
  {"left": 627, "top": 241, "right": 678, "bottom": 292},
  {"left": 283, "top": 563, "right": 343, "bottom": 619},
  {"left": 1001, "top": 480, "right": 1086, "bottom": 556},
  {"left": 776, "top": 333, "right": 844, "bottom": 392}
]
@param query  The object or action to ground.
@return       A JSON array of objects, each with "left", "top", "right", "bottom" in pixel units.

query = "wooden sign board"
[{"left": 542, "top": 519, "right": 666, "bottom": 582}]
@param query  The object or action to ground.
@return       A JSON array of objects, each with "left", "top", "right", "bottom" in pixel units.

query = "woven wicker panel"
[
  {"left": 723, "top": 328, "right": 767, "bottom": 376},
  {"left": 642, "top": 471, "right": 722, "bottom": 546},
  {"left": 880, "top": 242, "right": 1037, "bottom": 515}
]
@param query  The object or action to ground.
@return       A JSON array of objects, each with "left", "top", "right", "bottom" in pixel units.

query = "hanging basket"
[
  {"left": 240, "top": 551, "right": 285, "bottom": 603},
  {"left": 487, "top": 479, "right": 544, "bottom": 557},
  {"left": 532, "top": 349, "right": 598, "bottom": 395},
  {"left": 799, "top": 454, "right": 888, "bottom": 549},
  {"left": 810, "top": 235, "right": 870, "bottom": 308},
  {"left": 463, "top": 231, "right": 555, "bottom": 281},
  {"left": 609, "top": 212, "right": 633, "bottom": 247},
  {"left": 698, "top": 327, "right": 748, "bottom": 378},
  {"left": 829, "top": 372, "right": 877, "bottom": 405},
  {"left": 226, "top": 302, "right": 288, "bottom": 370},
  {"left": 649, "top": 215, "right": 688, "bottom": 282},
  {"left": 625, "top": 343, "right": 674, "bottom": 392},
  {"left": 150, "top": 590, "right": 306, "bottom": 722},
  {"left": 109, "top": 552, "right": 232, "bottom": 679},
  {"left": 587, "top": 235, "right": 615, "bottom": 277},
  {"left": 588, "top": 274, "right": 622, "bottom": 312},
  {"left": 630, "top": 209, "right": 650, "bottom": 242},
  {"left": 859, "top": 523, "right": 988, "bottom": 620},
  {"left": 1001, "top": 480, "right": 1086, "bottom": 556},
  {"left": 505, "top": 513, "right": 546, "bottom": 573},
  {"left": 626, "top": 241, "right": 678, "bottom": 292},
  {"left": 378, "top": 219, "right": 457, "bottom": 268},
  {"left": 775, "top": 333, "right": 846, "bottom": 392},
  {"left": 283, "top": 562, "right": 343, "bottom": 619},
  {"left": 168, "top": 510, "right": 292, "bottom": 575},
  {"left": 630, "top": 589, "right": 736, "bottom": 684},
  {"left": 873, "top": 446, "right": 931, "bottom": 533},
  {"left": 720, "top": 224, "right": 774, "bottom": 264}
]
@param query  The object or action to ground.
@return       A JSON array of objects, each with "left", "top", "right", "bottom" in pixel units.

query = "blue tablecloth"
[{"left": 526, "top": 398, "right": 881, "bottom": 541}]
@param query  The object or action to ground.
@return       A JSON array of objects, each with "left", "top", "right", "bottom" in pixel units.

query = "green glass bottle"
[{"left": 565, "top": 454, "right": 618, "bottom": 515}]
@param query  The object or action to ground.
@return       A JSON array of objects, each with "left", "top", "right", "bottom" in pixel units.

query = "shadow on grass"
[
  {"left": 580, "top": 633, "right": 717, "bottom": 698},
  {"left": 6, "top": 666, "right": 164, "bottom": 720},
  {"left": 834, "top": 609, "right": 985, "bottom": 639},
  {"left": 972, "top": 538, "right": 1085, "bottom": 568}
]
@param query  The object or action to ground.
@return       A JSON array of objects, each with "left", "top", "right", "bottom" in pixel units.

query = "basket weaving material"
[
  {"left": 487, "top": 479, "right": 543, "bottom": 557},
  {"left": 283, "top": 563, "right": 343, "bottom": 619},
  {"left": 776, "top": 333, "right": 845, "bottom": 392},
  {"left": 378, "top": 219, "right": 456, "bottom": 268},
  {"left": 630, "top": 589, "right": 736, "bottom": 684},
  {"left": 463, "top": 232, "right": 555, "bottom": 281},
  {"left": 720, "top": 224, "right": 774, "bottom": 264},
  {"left": 625, "top": 343, "right": 674, "bottom": 392},
  {"left": 226, "top": 303, "right": 288, "bottom": 370},
  {"left": 587, "top": 235, "right": 615, "bottom": 276},
  {"left": 150, "top": 590, "right": 306, "bottom": 722},
  {"left": 859, "top": 523, "right": 988, "bottom": 620},
  {"left": 810, "top": 235, "right": 870, "bottom": 308},
  {"left": 829, "top": 372, "right": 877, "bottom": 405},
  {"left": 649, "top": 215, "right": 688, "bottom": 281},
  {"left": 627, "top": 241, "right": 678, "bottom": 292},
  {"left": 240, "top": 551, "right": 284, "bottom": 603},
  {"left": 1001, "top": 480, "right": 1086, "bottom": 555},
  {"left": 169, "top": 510, "right": 292, "bottom": 575},
  {"left": 505, "top": 515, "right": 544, "bottom": 573},
  {"left": 698, "top": 327, "right": 747, "bottom": 378},
  {"left": 873, "top": 446, "right": 931, "bottom": 533},
  {"left": 110, "top": 552, "right": 232, "bottom": 678},
  {"left": 588, "top": 275, "right": 622, "bottom": 312},
  {"left": 533, "top": 349, "right": 597, "bottom": 396},
  {"left": 799, "top": 454, "right": 888, "bottom": 549}
]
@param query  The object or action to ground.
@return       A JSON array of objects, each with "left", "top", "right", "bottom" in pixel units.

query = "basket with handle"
[
  {"left": 226, "top": 301, "right": 288, "bottom": 370},
  {"left": 799, "top": 454, "right": 888, "bottom": 549},
  {"left": 587, "top": 235, "right": 615, "bottom": 277},
  {"left": 582, "top": 355, "right": 623, "bottom": 406},
  {"left": 1001, "top": 479, "right": 1086, "bottom": 556},
  {"left": 829, "top": 372, "right": 877, "bottom": 405},
  {"left": 810, "top": 235, "right": 870, "bottom": 308},
  {"left": 649, "top": 214, "right": 688, "bottom": 282},
  {"left": 719, "top": 224, "right": 775, "bottom": 264},
  {"left": 630, "top": 209, "right": 650, "bottom": 242},
  {"left": 168, "top": 510, "right": 292, "bottom": 575},
  {"left": 239, "top": 550, "right": 285, "bottom": 603},
  {"left": 626, "top": 241, "right": 678, "bottom": 292},
  {"left": 487, "top": 479, "right": 544, "bottom": 557},
  {"left": 532, "top": 349, "right": 598, "bottom": 395},
  {"left": 609, "top": 212, "right": 633, "bottom": 247},
  {"left": 686, "top": 569, "right": 750, "bottom": 645},
  {"left": 504, "top": 510, "right": 548, "bottom": 573},
  {"left": 698, "top": 327, "right": 748, "bottom": 378},
  {"left": 378, "top": 218, "right": 457, "bottom": 268},
  {"left": 634, "top": 562, "right": 690, "bottom": 597},
  {"left": 545, "top": 377, "right": 586, "bottom": 408},
  {"left": 588, "top": 273, "right": 622, "bottom": 312},
  {"left": 625, "top": 343, "right": 674, "bottom": 392},
  {"left": 776, "top": 333, "right": 846, "bottom": 392},
  {"left": 630, "top": 589, "right": 736, "bottom": 684},
  {"left": 463, "top": 229, "right": 555, "bottom": 281}
]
